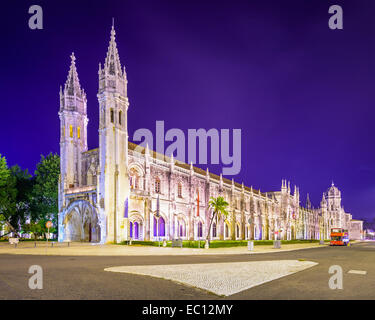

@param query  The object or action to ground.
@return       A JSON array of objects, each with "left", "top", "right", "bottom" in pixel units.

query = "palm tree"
[{"left": 206, "top": 196, "right": 229, "bottom": 242}]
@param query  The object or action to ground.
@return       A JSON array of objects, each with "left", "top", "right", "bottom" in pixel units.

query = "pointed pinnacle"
[{"left": 70, "top": 52, "right": 76, "bottom": 63}]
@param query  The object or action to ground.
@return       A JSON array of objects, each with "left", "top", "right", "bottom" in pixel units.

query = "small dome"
[{"left": 327, "top": 182, "right": 340, "bottom": 197}]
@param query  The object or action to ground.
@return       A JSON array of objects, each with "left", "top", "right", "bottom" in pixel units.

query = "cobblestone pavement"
[
  {"left": 0, "top": 241, "right": 325, "bottom": 256},
  {"left": 0, "top": 242, "right": 373, "bottom": 299},
  {"left": 105, "top": 260, "right": 318, "bottom": 296}
]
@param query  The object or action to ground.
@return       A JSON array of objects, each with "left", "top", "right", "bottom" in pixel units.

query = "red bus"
[{"left": 330, "top": 228, "right": 349, "bottom": 246}]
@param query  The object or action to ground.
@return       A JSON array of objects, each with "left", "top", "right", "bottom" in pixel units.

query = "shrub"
[{"left": 119, "top": 239, "right": 322, "bottom": 248}]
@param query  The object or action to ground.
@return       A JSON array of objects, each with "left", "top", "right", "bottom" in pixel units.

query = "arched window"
[
  {"left": 155, "top": 178, "right": 161, "bottom": 194},
  {"left": 178, "top": 219, "right": 186, "bottom": 238},
  {"left": 69, "top": 125, "right": 73, "bottom": 138},
  {"left": 77, "top": 127, "right": 81, "bottom": 139},
  {"left": 134, "top": 222, "right": 139, "bottom": 239},
  {"left": 225, "top": 223, "right": 229, "bottom": 238},
  {"left": 178, "top": 183, "right": 182, "bottom": 198},
  {"left": 130, "top": 168, "right": 140, "bottom": 189},
  {"left": 236, "top": 225, "right": 240, "bottom": 238},
  {"left": 212, "top": 223, "right": 217, "bottom": 238},
  {"left": 154, "top": 216, "right": 165, "bottom": 237},
  {"left": 198, "top": 221, "right": 203, "bottom": 238}
]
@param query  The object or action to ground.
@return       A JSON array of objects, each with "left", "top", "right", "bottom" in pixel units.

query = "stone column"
[
  {"left": 189, "top": 206, "right": 194, "bottom": 240},
  {"left": 144, "top": 198, "right": 150, "bottom": 241}
]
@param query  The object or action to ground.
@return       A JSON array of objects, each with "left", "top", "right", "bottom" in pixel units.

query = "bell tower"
[
  {"left": 97, "top": 25, "right": 130, "bottom": 243},
  {"left": 59, "top": 53, "right": 88, "bottom": 191}
]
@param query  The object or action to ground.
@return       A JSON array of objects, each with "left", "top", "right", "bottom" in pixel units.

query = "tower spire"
[
  {"left": 104, "top": 24, "right": 123, "bottom": 77},
  {"left": 64, "top": 52, "right": 83, "bottom": 97}
]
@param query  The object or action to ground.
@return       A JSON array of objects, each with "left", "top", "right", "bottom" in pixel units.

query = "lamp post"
[{"left": 157, "top": 216, "right": 160, "bottom": 247}]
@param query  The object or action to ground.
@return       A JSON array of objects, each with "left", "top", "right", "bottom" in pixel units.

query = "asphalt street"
[{"left": 0, "top": 241, "right": 374, "bottom": 299}]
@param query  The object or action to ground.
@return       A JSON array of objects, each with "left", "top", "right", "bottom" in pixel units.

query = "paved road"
[{"left": 0, "top": 241, "right": 374, "bottom": 299}]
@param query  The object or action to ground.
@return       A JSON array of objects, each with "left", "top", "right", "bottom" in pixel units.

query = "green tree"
[
  {"left": 31, "top": 153, "right": 60, "bottom": 235},
  {"left": 11, "top": 165, "right": 33, "bottom": 233},
  {"left": 23, "top": 222, "right": 42, "bottom": 240},
  {"left": 0, "top": 154, "right": 18, "bottom": 236},
  {"left": 206, "top": 196, "right": 229, "bottom": 241},
  {"left": 0, "top": 154, "right": 10, "bottom": 185}
]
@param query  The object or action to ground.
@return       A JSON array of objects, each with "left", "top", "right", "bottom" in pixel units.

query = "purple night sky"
[{"left": 1, "top": 0, "right": 374, "bottom": 220}]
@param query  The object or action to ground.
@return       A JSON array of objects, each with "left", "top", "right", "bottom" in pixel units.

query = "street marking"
[
  {"left": 348, "top": 270, "right": 367, "bottom": 275},
  {"left": 105, "top": 260, "right": 318, "bottom": 296}
]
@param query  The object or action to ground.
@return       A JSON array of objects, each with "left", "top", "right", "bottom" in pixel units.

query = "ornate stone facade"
[{"left": 58, "top": 27, "right": 360, "bottom": 243}]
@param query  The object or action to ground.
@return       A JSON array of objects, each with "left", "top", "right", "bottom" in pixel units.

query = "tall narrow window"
[
  {"left": 110, "top": 109, "right": 114, "bottom": 123},
  {"left": 61, "top": 126, "right": 65, "bottom": 137},
  {"left": 77, "top": 127, "right": 81, "bottom": 139},
  {"left": 198, "top": 222, "right": 203, "bottom": 238},
  {"left": 119, "top": 110, "right": 122, "bottom": 125},
  {"left": 155, "top": 178, "right": 161, "bottom": 194},
  {"left": 69, "top": 125, "right": 73, "bottom": 138},
  {"left": 178, "top": 183, "right": 182, "bottom": 198},
  {"left": 212, "top": 223, "right": 217, "bottom": 238}
]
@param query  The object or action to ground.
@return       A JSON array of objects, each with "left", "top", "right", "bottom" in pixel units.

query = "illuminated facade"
[{"left": 57, "top": 27, "right": 361, "bottom": 243}]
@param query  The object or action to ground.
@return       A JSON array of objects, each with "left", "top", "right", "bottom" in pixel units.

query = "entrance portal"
[{"left": 63, "top": 200, "right": 101, "bottom": 242}]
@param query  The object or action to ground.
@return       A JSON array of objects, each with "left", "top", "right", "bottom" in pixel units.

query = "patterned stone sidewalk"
[{"left": 105, "top": 260, "right": 318, "bottom": 296}]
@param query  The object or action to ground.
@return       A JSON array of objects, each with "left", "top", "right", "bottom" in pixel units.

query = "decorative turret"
[
  {"left": 321, "top": 193, "right": 327, "bottom": 208},
  {"left": 145, "top": 143, "right": 150, "bottom": 164},
  {"left": 306, "top": 193, "right": 312, "bottom": 209},
  {"left": 170, "top": 152, "right": 174, "bottom": 164},
  {"left": 281, "top": 179, "right": 287, "bottom": 193}
]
